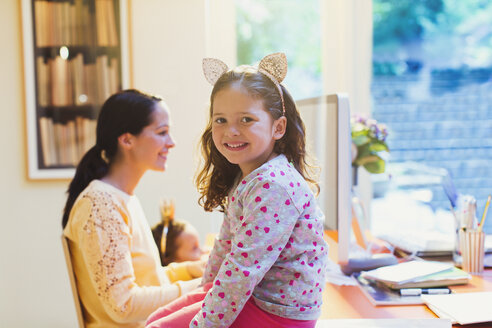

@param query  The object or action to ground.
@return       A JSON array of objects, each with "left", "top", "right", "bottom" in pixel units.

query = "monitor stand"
[{"left": 340, "top": 253, "right": 398, "bottom": 276}]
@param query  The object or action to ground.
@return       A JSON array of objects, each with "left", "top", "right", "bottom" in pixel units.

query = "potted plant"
[{"left": 351, "top": 114, "right": 390, "bottom": 185}]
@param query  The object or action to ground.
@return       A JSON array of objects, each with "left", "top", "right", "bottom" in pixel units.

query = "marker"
[{"left": 399, "top": 288, "right": 451, "bottom": 296}]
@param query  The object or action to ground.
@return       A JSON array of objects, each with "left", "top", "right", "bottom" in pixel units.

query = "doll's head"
[{"left": 152, "top": 219, "right": 204, "bottom": 266}]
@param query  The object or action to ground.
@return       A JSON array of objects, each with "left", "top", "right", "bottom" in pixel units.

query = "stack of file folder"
[
  {"left": 354, "top": 260, "right": 471, "bottom": 306},
  {"left": 360, "top": 260, "right": 471, "bottom": 289}
]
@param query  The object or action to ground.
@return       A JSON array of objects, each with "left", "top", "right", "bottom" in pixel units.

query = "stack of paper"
[
  {"left": 360, "top": 260, "right": 470, "bottom": 289},
  {"left": 422, "top": 292, "right": 492, "bottom": 324}
]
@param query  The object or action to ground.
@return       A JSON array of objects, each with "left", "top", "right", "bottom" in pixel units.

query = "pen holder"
[
  {"left": 459, "top": 229, "right": 485, "bottom": 274},
  {"left": 453, "top": 225, "right": 462, "bottom": 267}
]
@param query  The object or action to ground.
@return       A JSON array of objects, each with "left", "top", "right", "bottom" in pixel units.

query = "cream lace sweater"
[{"left": 64, "top": 180, "right": 200, "bottom": 328}]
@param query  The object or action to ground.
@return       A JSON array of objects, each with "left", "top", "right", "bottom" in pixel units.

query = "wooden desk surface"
[{"left": 322, "top": 231, "right": 492, "bottom": 327}]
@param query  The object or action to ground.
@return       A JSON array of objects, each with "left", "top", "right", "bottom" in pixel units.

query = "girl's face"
[
  {"left": 211, "top": 85, "right": 286, "bottom": 177},
  {"left": 130, "top": 102, "right": 175, "bottom": 172},
  {"left": 174, "top": 225, "right": 205, "bottom": 262}
]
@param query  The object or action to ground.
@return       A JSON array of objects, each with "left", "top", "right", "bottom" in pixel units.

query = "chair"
[{"left": 61, "top": 235, "right": 85, "bottom": 328}]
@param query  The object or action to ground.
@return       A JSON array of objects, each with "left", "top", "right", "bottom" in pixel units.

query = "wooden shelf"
[{"left": 21, "top": 0, "right": 129, "bottom": 179}]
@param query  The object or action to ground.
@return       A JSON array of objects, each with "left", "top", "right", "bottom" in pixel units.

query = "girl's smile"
[{"left": 224, "top": 142, "right": 248, "bottom": 150}]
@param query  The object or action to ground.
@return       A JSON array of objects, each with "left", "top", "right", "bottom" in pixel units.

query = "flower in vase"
[{"left": 351, "top": 113, "right": 389, "bottom": 174}]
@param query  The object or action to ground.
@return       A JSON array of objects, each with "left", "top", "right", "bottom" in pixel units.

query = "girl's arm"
[
  {"left": 190, "top": 180, "right": 298, "bottom": 327},
  {"left": 70, "top": 196, "right": 198, "bottom": 324},
  {"left": 201, "top": 212, "right": 232, "bottom": 285}
]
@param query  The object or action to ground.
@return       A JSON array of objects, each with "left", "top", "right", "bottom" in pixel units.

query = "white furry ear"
[
  {"left": 258, "top": 52, "right": 287, "bottom": 83},
  {"left": 202, "top": 58, "right": 229, "bottom": 85}
]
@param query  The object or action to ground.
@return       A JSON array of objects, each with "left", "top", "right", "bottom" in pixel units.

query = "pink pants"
[{"left": 146, "top": 283, "right": 317, "bottom": 328}]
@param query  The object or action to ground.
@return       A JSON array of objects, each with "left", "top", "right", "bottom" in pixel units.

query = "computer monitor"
[
  {"left": 297, "top": 94, "right": 397, "bottom": 274},
  {"left": 296, "top": 94, "right": 352, "bottom": 264}
]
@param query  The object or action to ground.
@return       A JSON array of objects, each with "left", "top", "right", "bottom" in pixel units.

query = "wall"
[
  {"left": 0, "top": 0, "right": 234, "bottom": 326},
  {"left": 321, "top": 0, "right": 374, "bottom": 221}
]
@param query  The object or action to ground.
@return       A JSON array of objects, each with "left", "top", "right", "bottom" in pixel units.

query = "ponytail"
[
  {"left": 61, "top": 89, "right": 163, "bottom": 228},
  {"left": 61, "top": 145, "right": 109, "bottom": 228}
]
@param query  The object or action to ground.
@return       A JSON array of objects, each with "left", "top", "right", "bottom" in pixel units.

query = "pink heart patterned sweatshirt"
[{"left": 191, "top": 154, "right": 329, "bottom": 327}]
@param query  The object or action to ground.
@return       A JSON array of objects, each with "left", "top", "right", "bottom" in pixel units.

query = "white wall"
[
  {"left": 321, "top": 0, "right": 374, "bottom": 222},
  {"left": 0, "top": 0, "right": 234, "bottom": 326}
]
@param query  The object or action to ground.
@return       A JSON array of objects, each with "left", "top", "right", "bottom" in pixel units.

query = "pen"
[
  {"left": 399, "top": 288, "right": 451, "bottom": 296},
  {"left": 478, "top": 195, "right": 491, "bottom": 232}
]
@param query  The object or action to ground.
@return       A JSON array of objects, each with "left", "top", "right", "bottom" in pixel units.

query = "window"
[
  {"left": 370, "top": 0, "right": 492, "bottom": 233},
  {"left": 235, "top": 0, "right": 322, "bottom": 100}
]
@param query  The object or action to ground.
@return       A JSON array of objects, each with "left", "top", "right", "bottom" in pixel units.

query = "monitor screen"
[{"left": 296, "top": 94, "right": 352, "bottom": 264}]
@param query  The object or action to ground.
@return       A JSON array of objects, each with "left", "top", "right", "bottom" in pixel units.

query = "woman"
[{"left": 62, "top": 89, "right": 203, "bottom": 328}]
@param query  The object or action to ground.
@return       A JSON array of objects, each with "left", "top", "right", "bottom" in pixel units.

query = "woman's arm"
[
  {"left": 71, "top": 194, "right": 196, "bottom": 324},
  {"left": 162, "top": 260, "right": 206, "bottom": 282}
]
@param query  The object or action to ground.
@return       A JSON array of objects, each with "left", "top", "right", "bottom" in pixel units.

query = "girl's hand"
[{"left": 186, "top": 259, "right": 207, "bottom": 278}]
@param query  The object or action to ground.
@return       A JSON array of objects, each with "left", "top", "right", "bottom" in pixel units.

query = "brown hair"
[
  {"left": 195, "top": 66, "right": 319, "bottom": 212},
  {"left": 151, "top": 220, "right": 187, "bottom": 266},
  {"left": 62, "top": 89, "right": 162, "bottom": 228}
]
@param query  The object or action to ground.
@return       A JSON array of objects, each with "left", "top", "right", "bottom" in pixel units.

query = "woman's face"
[{"left": 131, "top": 102, "right": 175, "bottom": 172}]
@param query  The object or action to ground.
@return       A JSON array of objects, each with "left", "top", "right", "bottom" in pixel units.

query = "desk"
[{"left": 321, "top": 231, "right": 492, "bottom": 327}]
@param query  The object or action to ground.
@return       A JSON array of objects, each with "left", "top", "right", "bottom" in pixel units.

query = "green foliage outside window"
[{"left": 235, "top": 0, "right": 322, "bottom": 99}]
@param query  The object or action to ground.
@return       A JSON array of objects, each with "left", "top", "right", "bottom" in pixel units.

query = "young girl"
[
  {"left": 151, "top": 200, "right": 207, "bottom": 266},
  {"left": 146, "top": 53, "right": 328, "bottom": 328},
  {"left": 62, "top": 89, "right": 205, "bottom": 328}
]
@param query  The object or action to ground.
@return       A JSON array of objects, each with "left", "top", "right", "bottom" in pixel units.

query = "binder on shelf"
[
  {"left": 36, "top": 56, "right": 51, "bottom": 107},
  {"left": 67, "top": 121, "right": 78, "bottom": 166},
  {"left": 39, "top": 117, "right": 54, "bottom": 167}
]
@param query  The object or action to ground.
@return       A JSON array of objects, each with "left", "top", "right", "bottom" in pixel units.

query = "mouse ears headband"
[{"left": 202, "top": 52, "right": 288, "bottom": 115}]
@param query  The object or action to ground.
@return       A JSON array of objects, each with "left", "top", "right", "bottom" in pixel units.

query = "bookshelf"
[{"left": 21, "top": 0, "right": 130, "bottom": 179}]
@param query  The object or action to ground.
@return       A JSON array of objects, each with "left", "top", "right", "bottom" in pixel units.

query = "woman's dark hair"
[
  {"left": 151, "top": 220, "right": 187, "bottom": 266},
  {"left": 62, "top": 89, "right": 162, "bottom": 228},
  {"left": 195, "top": 66, "right": 319, "bottom": 212}
]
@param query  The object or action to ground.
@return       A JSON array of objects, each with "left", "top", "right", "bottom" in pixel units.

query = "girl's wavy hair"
[{"left": 195, "top": 66, "right": 319, "bottom": 212}]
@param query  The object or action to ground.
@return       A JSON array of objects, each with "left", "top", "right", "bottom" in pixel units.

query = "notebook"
[
  {"left": 422, "top": 292, "right": 492, "bottom": 325},
  {"left": 360, "top": 260, "right": 453, "bottom": 286},
  {"left": 371, "top": 266, "right": 470, "bottom": 289},
  {"left": 354, "top": 273, "right": 423, "bottom": 306}
]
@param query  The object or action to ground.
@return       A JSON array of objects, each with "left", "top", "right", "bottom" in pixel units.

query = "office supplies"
[
  {"left": 457, "top": 195, "right": 478, "bottom": 229},
  {"left": 399, "top": 288, "right": 451, "bottom": 296},
  {"left": 441, "top": 171, "right": 459, "bottom": 209},
  {"left": 376, "top": 231, "right": 454, "bottom": 257},
  {"left": 378, "top": 266, "right": 470, "bottom": 289},
  {"left": 422, "top": 291, "right": 492, "bottom": 325},
  {"left": 459, "top": 229, "right": 485, "bottom": 273},
  {"left": 361, "top": 260, "right": 453, "bottom": 286},
  {"left": 354, "top": 273, "right": 424, "bottom": 305},
  {"left": 478, "top": 194, "right": 491, "bottom": 232}
]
